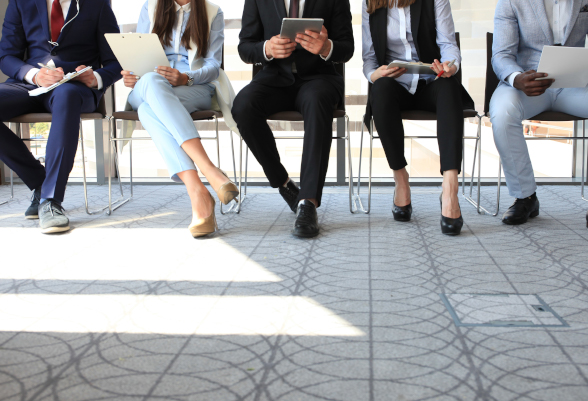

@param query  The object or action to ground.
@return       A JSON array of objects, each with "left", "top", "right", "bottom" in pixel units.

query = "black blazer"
[
  {"left": 365, "top": 0, "right": 474, "bottom": 123},
  {"left": 238, "top": 0, "right": 354, "bottom": 98}
]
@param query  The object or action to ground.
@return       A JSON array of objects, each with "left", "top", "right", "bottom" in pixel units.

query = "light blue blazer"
[{"left": 492, "top": 0, "right": 588, "bottom": 83}]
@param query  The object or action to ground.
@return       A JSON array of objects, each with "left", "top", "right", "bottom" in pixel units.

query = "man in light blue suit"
[{"left": 490, "top": 0, "right": 588, "bottom": 226}]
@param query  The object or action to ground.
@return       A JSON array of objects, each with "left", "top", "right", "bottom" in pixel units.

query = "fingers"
[
  {"left": 272, "top": 36, "right": 292, "bottom": 45},
  {"left": 303, "top": 30, "right": 321, "bottom": 40}
]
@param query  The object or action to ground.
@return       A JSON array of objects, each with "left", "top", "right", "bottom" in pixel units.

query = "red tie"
[
  {"left": 51, "top": 0, "right": 65, "bottom": 42},
  {"left": 289, "top": 0, "right": 299, "bottom": 18}
]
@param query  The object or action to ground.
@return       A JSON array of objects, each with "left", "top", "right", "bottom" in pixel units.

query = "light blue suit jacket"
[{"left": 492, "top": 0, "right": 588, "bottom": 82}]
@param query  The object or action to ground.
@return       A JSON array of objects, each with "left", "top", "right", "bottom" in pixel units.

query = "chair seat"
[
  {"left": 529, "top": 111, "right": 584, "bottom": 122},
  {"left": 6, "top": 112, "right": 105, "bottom": 123},
  {"left": 267, "top": 110, "right": 346, "bottom": 121},
  {"left": 400, "top": 109, "right": 478, "bottom": 121},
  {"left": 113, "top": 110, "right": 222, "bottom": 122}
]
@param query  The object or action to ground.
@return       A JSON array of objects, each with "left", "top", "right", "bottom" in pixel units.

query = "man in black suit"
[{"left": 232, "top": 0, "right": 354, "bottom": 238}]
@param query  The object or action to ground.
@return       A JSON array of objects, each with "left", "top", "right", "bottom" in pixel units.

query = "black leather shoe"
[
  {"left": 440, "top": 194, "right": 463, "bottom": 236},
  {"left": 392, "top": 190, "right": 412, "bottom": 222},
  {"left": 502, "top": 193, "right": 539, "bottom": 225},
  {"left": 279, "top": 179, "right": 300, "bottom": 213},
  {"left": 292, "top": 200, "right": 319, "bottom": 238},
  {"left": 24, "top": 187, "right": 42, "bottom": 220}
]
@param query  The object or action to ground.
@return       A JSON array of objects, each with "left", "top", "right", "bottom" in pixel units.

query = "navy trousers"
[{"left": 0, "top": 81, "right": 98, "bottom": 203}]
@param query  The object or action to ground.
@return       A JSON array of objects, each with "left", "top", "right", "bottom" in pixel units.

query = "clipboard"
[
  {"left": 105, "top": 33, "right": 170, "bottom": 77},
  {"left": 387, "top": 60, "right": 436, "bottom": 75},
  {"left": 536, "top": 46, "right": 588, "bottom": 88},
  {"left": 29, "top": 66, "right": 93, "bottom": 97}
]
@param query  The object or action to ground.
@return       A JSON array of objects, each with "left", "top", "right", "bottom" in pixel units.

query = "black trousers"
[
  {"left": 370, "top": 77, "right": 464, "bottom": 174},
  {"left": 232, "top": 76, "right": 340, "bottom": 207},
  {"left": 0, "top": 82, "right": 98, "bottom": 202}
]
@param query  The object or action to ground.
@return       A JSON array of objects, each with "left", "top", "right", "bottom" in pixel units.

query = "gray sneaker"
[
  {"left": 24, "top": 188, "right": 42, "bottom": 220},
  {"left": 39, "top": 200, "right": 70, "bottom": 234}
]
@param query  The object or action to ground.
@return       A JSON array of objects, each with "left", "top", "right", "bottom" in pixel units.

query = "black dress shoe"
[
  {"left": 392, "top": 190, "right": 412, "bottom": 222},
  {"left": 440, "top": 194, "right": 463, "bottom": 236},
  {"left": 292, "top": 200, "right": 319, "bottom": 238},
  {"left": 24, "top": 188, "right": 42, "bottom": 220},
  {"left": 279, "top": 179, "right": 300, "bottom": 213},
  {"left": 502, "top": 193, "right": 539, "bottom": 225}
]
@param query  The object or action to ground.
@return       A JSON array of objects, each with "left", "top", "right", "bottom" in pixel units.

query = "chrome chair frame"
[
  {"left": 108, "top": 112, "right": 240, "bottom": 215},
  {"left": 348, "top": 113, "right": 482, "bottom": 214},
  {"left": 465, "top": 32, "right": 588, "bottom": 216},
  {"left": 2, "top": 97, "right": 120, "bottom": 215},
  {"left": 348, "top": 32, "right": 482, "bottom": 214},
  {"left": 234, "top": 62, "right": 350, "bottom": 214}
]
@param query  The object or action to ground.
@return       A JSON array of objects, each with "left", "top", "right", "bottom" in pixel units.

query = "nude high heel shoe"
[
  {"left": 215, "top": 168, "right": 239, "bottom": 205},
  {"left": 189, "top": 193, "right": 218, "bottom": 238}
]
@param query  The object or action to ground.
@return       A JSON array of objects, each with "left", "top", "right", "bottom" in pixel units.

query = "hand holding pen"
[
  {"left": 35, "top": 63, "right": 64, "bottom": 87},
  {"left": 431, "top": 59, "right": 457, "bottom": 80}
]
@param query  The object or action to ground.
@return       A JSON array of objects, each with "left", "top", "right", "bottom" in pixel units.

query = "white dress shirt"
[
  {"left": 25, "top": 0, "right": 104, "bottom": 89},
  {"left": 362, "top": 0, "right": 461, "bottom": 94},
  {"left": 263, "top": 0, "right": 334, "bottom": 68},
  {"left": 173, "top": 2, "right": 190, "bottom": 62},
  {"left": 507, "top": 0, "right": 572, "bottom": 87}
]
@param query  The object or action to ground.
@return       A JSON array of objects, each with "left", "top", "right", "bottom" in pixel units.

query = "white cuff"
[
  {"left": 453, "top": 61, "right": 460, "bottom": 74},
  {"left": 93, "top": 71, "right": 103, "bottom": 90},
  {"left": 367, "top": 69, "right": 377, "bottom": 84},
  {"left": 320, "top": 40, "right": 334, "bottom": 61},
  {"left": 263, "top": 41, "right": 274, "bottom": 62},
  {"left": 507, "top": 71, "right": 522, "bottom": 88},
  {"left": 25, "top": 68, "right": 40, "bottom": 85}
]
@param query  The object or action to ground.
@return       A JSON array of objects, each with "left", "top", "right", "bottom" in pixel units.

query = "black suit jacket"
[
  {"left": 238, "top": 0, "right": 354, "bottom": 98},
  {"left": 365, "top": 0, "right": 474, "bottom": 123}
]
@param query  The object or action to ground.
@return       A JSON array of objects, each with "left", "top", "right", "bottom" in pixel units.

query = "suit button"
[{"left": 51, "top": 51, "right": 57, "bottom": 56}]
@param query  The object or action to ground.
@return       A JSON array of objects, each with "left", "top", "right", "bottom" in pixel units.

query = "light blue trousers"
[
  {"left": 128, "top": 72, "right": 215, "bottom": 182},
  {"left": 490, "top": 83, "right": 588, "bottom": 198}
]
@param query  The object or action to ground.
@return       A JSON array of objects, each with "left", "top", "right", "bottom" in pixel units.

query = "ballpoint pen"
[
  {"left": 38, "top": 63, "right": 59, "bottom": 71},
  {"left": 434, "top": 59, "right": 456, "bottom": 81}
]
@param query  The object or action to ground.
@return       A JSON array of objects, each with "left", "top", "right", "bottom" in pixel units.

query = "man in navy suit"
[{"left": 0, "top": 0, "right": 122, "bottom": 234}]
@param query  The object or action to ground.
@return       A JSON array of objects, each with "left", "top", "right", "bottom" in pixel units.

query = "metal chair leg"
[
  {"left": 80, "top": 119, "right": 112, "bottom": 215},
  {"left": 219, "top": 120, "right": 239, "bottom": 215},
  {"left": 349, "top": 115, "right": 369, "bottom": 214},
  {"left": 1, "top": 124, "right": 15, "bottom": 206},
  {"left": 462, "top": 114, "right": 501, "bottom": 216},
  {"left": 581, "top": 120, "right": 587, "bottom": 202},
  {"left": 107, "top": 117, "right": 132, "bottom": 214}
]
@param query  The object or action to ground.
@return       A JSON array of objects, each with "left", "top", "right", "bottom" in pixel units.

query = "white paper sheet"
[{"left": 537, "top": 46, "right": 588, "bottom": 88}]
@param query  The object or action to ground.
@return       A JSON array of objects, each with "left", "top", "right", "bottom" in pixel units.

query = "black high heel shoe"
[
  {"left": 392, "top": 190, "right": 412, "bottom": 222},
  {"left": 440, "top": 193, "right": 463, "bottom": 235}
]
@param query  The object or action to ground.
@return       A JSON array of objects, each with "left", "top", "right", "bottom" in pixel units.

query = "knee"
[
  {"left": 52, "top": 84, "right": 83, "bottom": 105},
  {"left": 232, "top": 93, "right": 260, "bottom": 124},
  {"left": 489, "top": 93, "right": 524, "bottom": 127},
  {"left": 135, "top": 72, "right": 168, "bottom": 92},
  {"left": 371, "top": 78, "right": 403, "bottom": 105}
]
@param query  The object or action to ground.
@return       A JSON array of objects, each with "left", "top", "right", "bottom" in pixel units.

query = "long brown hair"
[
  {"left": 152, "top": 0, "right": 210, "bottom": 58},
  {"left": 367, "top": 0, "right": 417, "bottom": 14}
]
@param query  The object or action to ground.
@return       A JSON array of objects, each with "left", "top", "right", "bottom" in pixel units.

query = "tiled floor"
[{"left": 0, "top": 183, "right": 587, "bottom": 401}]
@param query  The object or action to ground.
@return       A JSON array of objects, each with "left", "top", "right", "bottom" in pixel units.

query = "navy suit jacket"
[{"left": 0, "top": 0, "right": 122, "bottom": 93}]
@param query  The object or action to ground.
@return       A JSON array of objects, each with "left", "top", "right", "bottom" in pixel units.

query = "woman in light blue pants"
[{"left": 122, "top": 0, "right": 238, "bottom": 237}]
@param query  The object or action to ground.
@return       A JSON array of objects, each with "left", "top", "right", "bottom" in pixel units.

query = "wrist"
[
  {"left": 265, "top": 45, "right": 273, "bottom": 59},
  {"left": 181, "top": 74, "right": 189, "bottom": 86},
  {"left": 320, "top": 41, "right": 331, "bottom": 58}
]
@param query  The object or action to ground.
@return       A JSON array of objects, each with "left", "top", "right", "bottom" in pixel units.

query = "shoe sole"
[
  {"left": 393, "top": 215, "right": 411, "bottom": 222},
  {"left": 41, "top": 225, "right": 70, "bottom": 234},
  {"left": 292, "top": 230, "right": 319, "bottom": 239},
  {"left": 502, "top": 209, "right": 540, "bottom": 225},
  {"left": 25, "top": 215, "right": 39, "bottom": 220}
]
